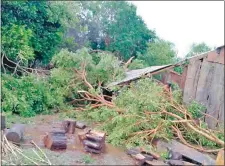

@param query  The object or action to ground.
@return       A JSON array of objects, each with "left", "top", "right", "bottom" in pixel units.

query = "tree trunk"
[
  {"left": 62, "top": 119, "right": 76, "bottom": 134},
  {"left": 84, "top": 146, "right": 102, "bottom": 154},
  {"left": 86, "top": 133, "right": 105, "bottom": 143},
  {"left": 83, "top": 140, "right": 103, "bottom": 150},
  {"left": 6, "top": 124, "right": 25, "bottom": 143},
  {"left": 75, "top": 121, "right": 86, "bottom": 129},
  {"left": 43, "top": 129, "right": 67, "bottom": 150}
]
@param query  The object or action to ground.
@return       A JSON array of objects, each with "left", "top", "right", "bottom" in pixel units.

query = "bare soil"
[{"left": 19, "top": 115, "right": 136, "bottom": 165}]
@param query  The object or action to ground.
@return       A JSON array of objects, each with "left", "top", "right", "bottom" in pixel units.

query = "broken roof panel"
[{"left": 108, "top": 64, "right": 172, "bottom": 87}]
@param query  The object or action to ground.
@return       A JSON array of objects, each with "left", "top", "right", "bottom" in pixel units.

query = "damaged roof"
[{"left": 108, "top": 64, "right": 172, "bottom": 87}]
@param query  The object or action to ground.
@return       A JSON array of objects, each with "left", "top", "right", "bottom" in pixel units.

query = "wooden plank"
[
  {"left": 216, "top": 150, "right": 224, "bottom": 165},
  {"left": 207, "top": 47, "right": 224, "bottom": 65},
  {"left": 183, "top": 59, "right": 203, "bottom": 104},
  {"left": 195, "top": 58, "right": 212, "bottom": 106}
]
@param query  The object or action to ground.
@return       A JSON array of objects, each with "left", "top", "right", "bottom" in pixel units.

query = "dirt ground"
[{"left": 17, "top": 115, "right": 136, "bottom": 165}]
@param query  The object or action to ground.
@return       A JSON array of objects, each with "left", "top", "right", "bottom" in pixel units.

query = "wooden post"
[
  {"left": 62, "top": 119, "right": 76, "bottom": 134},
  {"left": 216, "top": 150, "right": 224, "bottom": 165},
  {"left": 1, "top": 115, "right": 6, "bottom": 130},
  {"left": 43, "top": 129, "right": 67, "bottom": 150},
  {"left": 6, "top": 124, "right": 25, "bottom": 143}
]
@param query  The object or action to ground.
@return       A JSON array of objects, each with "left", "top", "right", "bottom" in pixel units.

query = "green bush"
[
  {"left": 1, "top": 24, "right": 34, "bottom": 64},
  {"left": 1, "top": 74, "right": 67, "bottom": 117},
  {"left": 187, "top": 101, "right": 206, "bottom": 119},
  {"left": 1, "top": 48, "right": 125, "bottom": 117}
]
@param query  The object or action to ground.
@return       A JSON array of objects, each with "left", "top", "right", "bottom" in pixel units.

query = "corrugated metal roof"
[{"left": 108, "top": 64, "right": 172, "bottom": 87}]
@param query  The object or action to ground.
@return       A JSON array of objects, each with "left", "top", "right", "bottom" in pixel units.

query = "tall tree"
[
  {"left": 1, "top": 1, "right": 78, "bottom": 65},
  {"left": 138, "top": 39, "right": 177, "bottom": 66},
  {"left": 185, "top": 42, "right": 212, "bottom": 58},
  {"left": 68, "top": 1, "right": 156, "bottom": 61},
  {"left": 104, "top": 2, "right": 156, "bottom": 60}
]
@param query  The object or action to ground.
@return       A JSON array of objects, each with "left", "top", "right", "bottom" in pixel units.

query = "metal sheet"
[{"left": 107, "top": 64, "right": 172, "bottom": 87}]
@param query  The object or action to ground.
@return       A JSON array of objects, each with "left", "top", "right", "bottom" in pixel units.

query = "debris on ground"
[
  {"left": 2, "top": 132, "right": 52, "bottom": 165},
  {"left": 43, "top": 129, "right": 67, "bottom": 150},
  {"left": 127, "top": 147, "right": 168, "bottom": 166},
  {"left": 79, "top": 130, "right": 106, "bottom": 154},
  {"left": 216, "top": 150, "right": 224, "bottom": 165},
  {"left": 5, "top": 124, "right": 25, "bottom": 144},
  {"left": 75, "top": 121, "right": 86, "bottom": 129},
  {"left": 62, "top": 119, "right": 76, "bottom": 134},
  {"left": 153, "top": 139, "right": 216, "bottom": 165}
]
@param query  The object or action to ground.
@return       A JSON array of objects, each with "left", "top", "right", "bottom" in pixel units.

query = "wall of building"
[{"left": 183, "top": 46, "right": 224, "bottom": 129}]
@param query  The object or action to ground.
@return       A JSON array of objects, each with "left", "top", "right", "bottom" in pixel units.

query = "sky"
[{"left": 131, "top": 1, "right": 224, "bottom": 57}]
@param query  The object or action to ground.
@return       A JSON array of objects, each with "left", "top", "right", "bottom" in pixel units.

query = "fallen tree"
[
  {"left": 50, "top": 48, "right": 224, "bottom": 153},
  {"left": 2, "top": 48, "right": 224, "bottom": 153},
  {"left": 78, "top": 78, "right": 224, "bottom": 153}
]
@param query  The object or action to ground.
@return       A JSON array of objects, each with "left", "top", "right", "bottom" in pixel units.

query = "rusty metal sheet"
[
  {"left": 205, "top": 63, "right": 224, "bottom": 128},
  {"left": 107, "top": 65, "right": 172, "bottom": 87},
  {"left": 183, "top": 59, "right": 203, "bottom": 104},
  {"left": 180, "top": 66, "right": 188, "bottom": 90},
  {"left": 195, "top": 58, "right": 212, "bottom": 106},
  {"left": 207, "top": 48, "right": 224, "bottom": 64},
  {"left": 170, "top": 71, "right": 181, "bottom": 86}
]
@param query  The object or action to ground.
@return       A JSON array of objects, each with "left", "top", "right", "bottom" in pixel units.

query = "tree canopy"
[
  {"left": 65, "top": 1, "right": 156, "bottom": 61},
  {"left": 138, "top": 39, "right": 177, "bottom": 67},
  {"left": 1, "top": 1, "right": 78, "bottom": 65},
  {"left": 185, "top": 42, "right": 212, "bottom": 58}
]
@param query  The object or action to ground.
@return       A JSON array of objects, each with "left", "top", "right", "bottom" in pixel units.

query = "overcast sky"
[{"left": 131, "top": 1, "right": 224, "bottom": 57}]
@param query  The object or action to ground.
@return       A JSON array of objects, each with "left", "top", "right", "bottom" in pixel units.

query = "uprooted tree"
[{"left": 51, "top": 48, "right": 224, "bottom": 153}]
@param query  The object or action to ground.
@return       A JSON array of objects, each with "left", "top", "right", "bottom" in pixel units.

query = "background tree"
[
  {"left": 185, "top": 42, "right": 212, "bottom": 58},
  {"left": 1, "top": 1, "right": 79, "bottom": 66},
  {"left": 138, "top": 39, "right": 177, "bottom": 67},
  {"left": 66, "top": 1, "right": 156, "bottom": 61},
  {"left": 103, "top": 2, "right": 156, "bottom": 60}
]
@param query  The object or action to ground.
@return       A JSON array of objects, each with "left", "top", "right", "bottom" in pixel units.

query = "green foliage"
[
  {"left": 186, "top": 42, "right": 212, "bottom": 58},
  {"left": 138, "top": 39, "right": 177, "bottom": 66},
  {"left": 187, "top": 101, "right": 206, "bottom": 119},
  {"left": 2, "top": 48, "right": 125, "bottom": 117},
  {"left": 81, "top": 154, "right": 95, "bottom": 164},
  {"left": 1, "top": 24, "right": 34, "bottom": 64},
  {"left": 103, "top": 2, "right": 156, "bottom": 60},
  {"left": 128, "top": 58, "right": 147, "bottom": 70},
  {"left": 78, "top": 1, "right": 156, "bottom": 61},
  {"left": 174, "top": 59, "right": 189, "bottom": 74},
  {"left": 79, "top": 78, "right": 224, "bottom": 149},
  {"left": 1, "top": 73, "right": 68, "bottom": 117},
  {"left": 172, "top": 87, "right": 183, "bottom": 104},
  {"left": 183, "top": 121, "right": 224, "bottom": 148},
  {"left": 160, "top": 151, "right": 169, "bottom": 160},
  {"left": 82, "top": 79, "right": 174, "bottom": 147},
  {"left": 52, "top": 48, "right": 125, "bottom": 87},
  {"left": 1, "top": 1, "right": 77, "bottom": 64}
]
